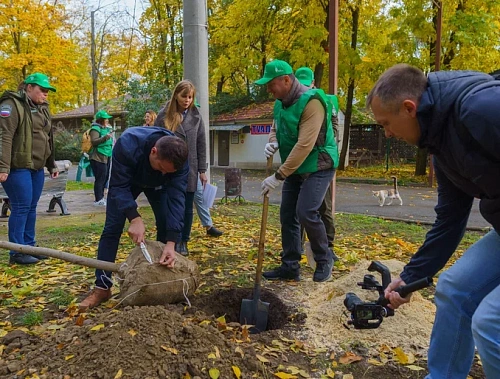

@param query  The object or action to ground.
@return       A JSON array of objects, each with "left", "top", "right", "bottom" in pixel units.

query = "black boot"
[
  {"left": 263, "top": 266, "right": 300, "bottom": 281},
  {"left": 175, "top": 241, "right": 189, "bottom": 256},
  {"left": 206, "top": 226, "right": 223, "bottom": 237},
  {"left": 182, "top": 241, "right": 189, "bottom": 256},
  {"left": 9, "top": 253, "right": 39, "bottom": 265},
  {"left": 31, "top": 254, "right": 49, "bottom": 260}
]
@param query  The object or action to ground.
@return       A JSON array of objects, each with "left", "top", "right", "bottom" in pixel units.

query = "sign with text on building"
[{"left": 250, "top": 124, "right": 272, "bottom": 135}]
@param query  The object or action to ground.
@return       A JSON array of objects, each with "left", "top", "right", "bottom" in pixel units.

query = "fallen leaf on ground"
[{"left": 338, "top": 352, "right": 362, "bottom": 364}]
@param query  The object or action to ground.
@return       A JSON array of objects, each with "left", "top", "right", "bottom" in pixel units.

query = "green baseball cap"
[
  {"left": 255, "top": 60, "right": 293, "bottom": 85},
  {"left": 295, "top": 67, "right": 314, "bottom": 86},
  {"left": 95, "top": 110, "right": 112, "bottom": 120},
  {"left": 24, "top": 72, "right": 56, "bottom": 92}
]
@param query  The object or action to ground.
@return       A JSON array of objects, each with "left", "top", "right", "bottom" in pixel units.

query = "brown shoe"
[{"left": 79, "top": 288, "right": 112, "bottom": 310}]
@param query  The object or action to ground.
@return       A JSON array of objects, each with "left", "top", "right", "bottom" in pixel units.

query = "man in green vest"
[
  {"left": 257, "top": 60, "right": 339, "bottom": 282},
  {"left": 295, "top": 67, "right": 339, "bottom": 250}
]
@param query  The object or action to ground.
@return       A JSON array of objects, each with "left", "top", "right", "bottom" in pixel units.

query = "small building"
[
  {"left": 52, "top": 100, "right": 128, "bottom": 132},
  {"left": 209, "top": 101, "right": 346, "bottom": 169}
]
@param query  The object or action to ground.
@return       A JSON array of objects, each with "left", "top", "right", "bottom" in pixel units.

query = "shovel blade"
[
  {"left": 305, "top": 241, "right": 316, "bottom": 270},
  {"left": 239, "top": 298, "right": 270, "bottom": 333}
]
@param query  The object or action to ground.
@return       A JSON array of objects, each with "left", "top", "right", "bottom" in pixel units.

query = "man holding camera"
[{"left": 368, "top": 64, "right": 500, "bottom": 378}]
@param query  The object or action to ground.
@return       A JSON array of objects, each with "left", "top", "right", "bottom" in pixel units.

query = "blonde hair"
[
  {"left": 145, "top": 109, "right": 157, "bottom": 126},
  {"left": 164, "top": 80, "right": 196, "bottom": 132}
]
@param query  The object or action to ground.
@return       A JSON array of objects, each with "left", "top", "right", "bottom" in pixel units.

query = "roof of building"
[
  {"left": 211, "top": 101, "right": 274, "bottom": 123},
  {"left": 53, "top": 99, "right": 274, "bottom": 123},
  {"left": 52, "top": 99, "right": 128, "bottom": 120}
]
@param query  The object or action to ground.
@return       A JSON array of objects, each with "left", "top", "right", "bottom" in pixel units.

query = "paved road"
[
  {"left": 210, "top": 169, "right": 490, "bottom": 231},
  {"left": 25, "top": 166, "right": 490, "bottom": 231}
]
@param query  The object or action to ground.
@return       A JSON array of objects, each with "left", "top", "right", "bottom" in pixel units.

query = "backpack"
[{"left": 81, "top": 129, "right": 92, "bottom": 153}]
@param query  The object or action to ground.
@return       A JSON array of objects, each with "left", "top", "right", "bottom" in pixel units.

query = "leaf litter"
[{"left": 0, "top": 202, "right": 485, "bottom": 378}]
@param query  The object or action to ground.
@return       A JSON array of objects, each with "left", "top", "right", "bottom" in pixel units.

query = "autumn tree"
[
  {"left": 137, "top": 0, "right": 184, "bottom": 87},
  {"left": 0, "top": 0, "right": 84, "bottom": 112}
]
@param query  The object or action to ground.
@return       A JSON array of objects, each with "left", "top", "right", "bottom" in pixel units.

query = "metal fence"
[{"left": 349, "top": 124, "right": 417, "bottom": 163}]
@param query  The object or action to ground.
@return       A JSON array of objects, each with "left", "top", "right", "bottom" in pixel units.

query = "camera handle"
[
  {"left": 344, "top": 261, "right": 433, "bottom": 329},
  {"left": 379, "top": 276, "right": 433, "bottom": 306}
]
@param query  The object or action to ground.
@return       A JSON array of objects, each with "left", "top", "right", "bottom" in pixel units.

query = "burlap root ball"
[{"left": 117, "top": 240, "right": 200, "bottom": 306}]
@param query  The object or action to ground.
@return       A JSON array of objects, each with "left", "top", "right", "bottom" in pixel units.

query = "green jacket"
[
  {"left": 90, "top": 123, "right": 113, "bottom": 157},
  {"left": 0, "top": 90, "right": 56, "bottom": 173},
  {"left": 274, "top": 89, "right": 339, "bottom": 174}
]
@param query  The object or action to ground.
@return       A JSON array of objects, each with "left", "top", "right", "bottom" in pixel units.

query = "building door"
[{"left": 218, "top": 131, "right": 230, "bottom": 166}]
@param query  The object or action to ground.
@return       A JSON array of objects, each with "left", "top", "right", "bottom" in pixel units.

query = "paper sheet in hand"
[{"left": 203, "top": 183, "right": 217, "bottom": 208}]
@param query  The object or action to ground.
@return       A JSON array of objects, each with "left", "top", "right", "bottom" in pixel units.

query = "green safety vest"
[
  {"left": 90, "top": 124, "right": 113, "bottom": 157},
  {"left": 326, "top": 94, "right": 339, "bottom": 116},
  {"left": 274, "top": 89, "right": 339, "bottom": 174}
]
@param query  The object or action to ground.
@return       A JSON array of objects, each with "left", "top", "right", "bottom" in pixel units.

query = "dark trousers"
[
  {"left": 94, "top": 186, "right": 171, "bottom": 289},
  {"left": 280, "top": 169, "right": 334, "bottom": 271},
  {"left": 181, "top": 191, "right": 195, "bottom": 242},
  {"left": 300, "top": 181, "right": 336, "bottom": 249},
  {"left": 90, "top": 159, "right": 110, "bottom": 202},
  {"left": 319, "top": 181, "right": 335, "bottom": 246}
]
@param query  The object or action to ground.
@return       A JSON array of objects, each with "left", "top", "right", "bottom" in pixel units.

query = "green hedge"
[{"left": 54, "top": 129, "right": 82, "bottom": 162}]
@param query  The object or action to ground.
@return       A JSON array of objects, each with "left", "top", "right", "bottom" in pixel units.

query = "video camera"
[{"left": 343, "top": 261, "right": 432, "bottom": 329}]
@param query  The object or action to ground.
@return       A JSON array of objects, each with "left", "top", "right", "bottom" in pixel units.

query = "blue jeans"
[
  {"left": 280, "top": 169, "right": 334, "bottom": 271},
  {"left": 95, "top": 186, "right": 173, "bottom": 289},
  {"left": 181, "top": 191, "right": 196, "bottom": 242},
  {"left": 426, "top": 230, "right": 500, "bottom": 379},
  {"left": 194, "top": 178, "right": 212, "bottom": 228},
  {"left": 1, "top": 169, "right": 45, "bottom": 255}
]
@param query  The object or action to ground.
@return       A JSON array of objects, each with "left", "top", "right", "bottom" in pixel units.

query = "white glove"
[
  {"left": 264, "top": 142, "right": 279, "bottom": 158},
  {"left": 83, "top": 153, "right": 89, "bottom": 159},
  {"left": 261, "top": 174, "right": 282, "bottom": 196}
]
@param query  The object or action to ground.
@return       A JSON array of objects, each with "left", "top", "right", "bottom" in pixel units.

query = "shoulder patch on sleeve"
[{"left": 0, "top": 104, "right": 12, "bottom": 117}]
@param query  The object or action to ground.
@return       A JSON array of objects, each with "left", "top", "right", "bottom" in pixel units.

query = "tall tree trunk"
[
  {"left": 339, "top": 6, "right": 359, "bottom": 170},
  {"left": 339, "top": 77, "right": 355, "bottom": 170},
  {"left": 415, "top": 148, "right": 428, "bottom": 176},
  {"left": 216, "top": 76, "right": 225, "bottom": 95},
  {"left": 314, "top": 62, "right": 324, "bottom": 90}
]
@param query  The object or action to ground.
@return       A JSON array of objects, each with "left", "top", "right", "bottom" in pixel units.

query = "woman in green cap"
[
  {"left": 89, "top": 110, "right": 114, "bottom": 206},
  {"left": 0, "top": 72, "right": 58, "bottom": 265}
]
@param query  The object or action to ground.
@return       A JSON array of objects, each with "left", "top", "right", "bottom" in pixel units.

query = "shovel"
[
  {"left": 0, "top": 240, "right": 200, "bottom": 307},
  {"left": 239, "top": 156, "right": 273, "bottom": 333}
]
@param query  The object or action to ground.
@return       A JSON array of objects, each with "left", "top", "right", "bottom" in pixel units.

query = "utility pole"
[
  {"left": 91, "top": 10, "right": 98, "bottom": 115},
  {"left": 428, "top": 0, "right": 443, "bottom": 187},
  {"left": 183, "top": 1, "right": 210, "bottom": 178},
  {"left": 329, "top": 0, "right": 339, "bottom": 216}
]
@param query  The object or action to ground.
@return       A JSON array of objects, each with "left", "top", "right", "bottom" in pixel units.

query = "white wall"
[
  {"left": 212, "top": 131, "right": 282, "bottom": 169},
  {"left": 211, "top": 111, "right": 347, "bottom": 169}
]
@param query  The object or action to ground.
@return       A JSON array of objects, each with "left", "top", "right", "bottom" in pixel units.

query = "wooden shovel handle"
[
  {"left": 253, "top": 156, "right": 273, "bottom": 293},
  {"left": 0, "top": 241, "right": 121, "bottom": 272}
]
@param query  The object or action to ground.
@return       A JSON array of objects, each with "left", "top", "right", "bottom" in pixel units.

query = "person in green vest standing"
[
  {"left": 295, "top": 67, "right": 339, "bottom": 250},
  {"left": 0, "top": 73, "right": 59, "bottom": 265},
  {"left": 257, "top": 60, "right": 339, "bottom": 282},
  {"left": 89, "top": 110, "right": 114, "bottom": 206}
]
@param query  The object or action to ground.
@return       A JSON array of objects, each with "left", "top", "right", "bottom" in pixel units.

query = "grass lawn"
[{"left": 0, "top": 201, "right": 484, "bottom": 315}]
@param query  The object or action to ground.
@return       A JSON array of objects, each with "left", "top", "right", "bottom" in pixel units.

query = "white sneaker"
[{"left": 94, "top": 199, "right": 106, "bottom": 206}]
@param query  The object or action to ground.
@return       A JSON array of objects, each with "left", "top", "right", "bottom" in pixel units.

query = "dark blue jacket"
[
  {"left": 108, "top": 127, "right": 189, "bottom": 240},
  {"left": 401, "top": 71, "right": 500, "bottom": 283}
]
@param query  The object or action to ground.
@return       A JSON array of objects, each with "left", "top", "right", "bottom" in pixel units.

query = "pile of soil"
[
  {"left": 0, "top": 260, "right": 437, "bottom": 379},
  {"left": 0, "top": 306, "right": 263, "bottom": 379},
  {"left": 290, "top": 260, "right": 436, "bottom": 356}
]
